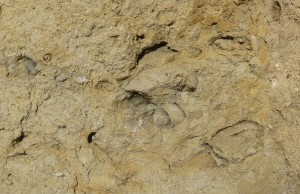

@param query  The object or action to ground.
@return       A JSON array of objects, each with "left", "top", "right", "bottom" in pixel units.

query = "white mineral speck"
[{"left": 55, "top": 172, "right": 64, "bottom": 177}]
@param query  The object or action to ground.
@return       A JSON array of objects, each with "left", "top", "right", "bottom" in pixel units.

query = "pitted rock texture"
[{"left": 0, "top": 0, "right": 300, "bottom": 193}]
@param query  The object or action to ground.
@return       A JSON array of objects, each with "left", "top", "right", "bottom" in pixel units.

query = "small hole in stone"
[
  {"left": 87, "top": 132, "right": 96, "bottom": 143},
  {"left": 137, "top": 41, "right": 168, "bottom": 64},
  {"left": 136, "top": 34, "right": 145, "bottom": 40},
  {"left": 167, "top": 46, "right": 179, "bottom": 52},
  {"left": 12, "top": 131, "right": 26, "bottom": 146},
  {"left": 15, "top": 133, "right": 25, "bottom": 143}
]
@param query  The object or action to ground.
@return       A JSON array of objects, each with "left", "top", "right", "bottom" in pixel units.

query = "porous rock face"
[{"left": 0, "top": 0, "right": 299, "bottom": 193}]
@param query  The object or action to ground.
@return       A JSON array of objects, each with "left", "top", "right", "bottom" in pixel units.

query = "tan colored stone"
[{"left": 0, "top": 0, "right": 299, "bottom": 193}]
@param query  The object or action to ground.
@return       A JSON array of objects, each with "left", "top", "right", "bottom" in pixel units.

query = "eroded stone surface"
[{"left": 0, "top": 0, "right": 299, "bottom": 193}]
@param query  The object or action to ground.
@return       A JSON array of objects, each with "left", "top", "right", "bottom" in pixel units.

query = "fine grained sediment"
[{"left": 0, "top": 0, "right": 299, "bottom": 193}]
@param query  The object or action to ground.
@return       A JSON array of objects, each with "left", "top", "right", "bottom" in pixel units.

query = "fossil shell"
[
  {"left": 153, "top": 107, "right": 171, "bottom": 127},
  {"left": 153, "top": 103, "right": 186, "bottom": 127},
  {"left": 162, "top": 103, "right": 186, "bottom": 126}
]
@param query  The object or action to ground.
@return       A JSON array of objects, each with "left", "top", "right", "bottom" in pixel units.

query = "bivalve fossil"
[
  {"left": 153, "top": 107, "right": 171, "bottom": 127},
  {"left": 153, "top": 103, "right": 186, "bottom": 127}
]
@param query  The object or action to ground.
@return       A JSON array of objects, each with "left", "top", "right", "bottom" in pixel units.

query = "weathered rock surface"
[{"left": 0, "top": 0, "right": 299, "bottom": 193}]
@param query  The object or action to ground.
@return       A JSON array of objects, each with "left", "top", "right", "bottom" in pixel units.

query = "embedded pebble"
[
  {"left": 25, "top": 58, "right": 38, "bottom": 75},
  {"left": 73, "top": 75, "right": 89, "bottom": 84},
  {"left": 185, "top": 73, "right": 198, "bottom": 91},
  {"left": 55, "top": 172, "right": 65, "bottom": 177}
]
